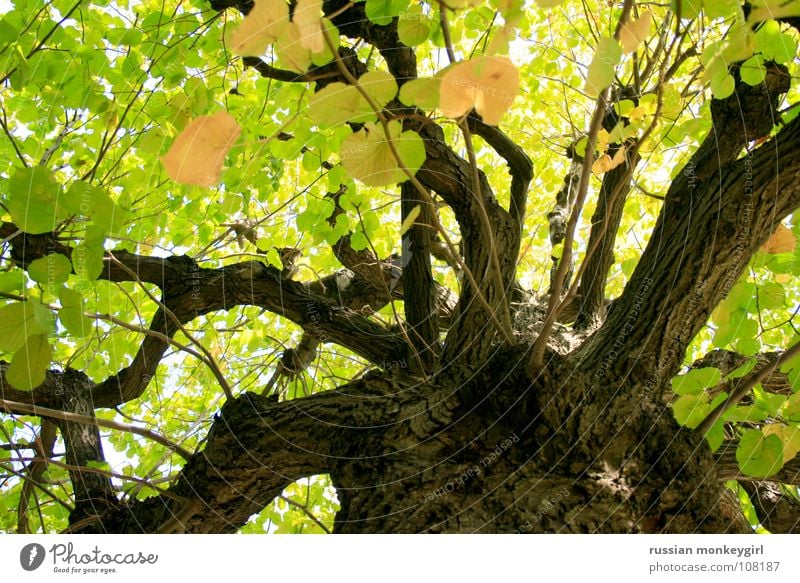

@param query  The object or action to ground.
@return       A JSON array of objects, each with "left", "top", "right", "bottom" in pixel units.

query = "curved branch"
[
  {"left": 466, "top": 113, "right": 533, "bottom": 230},
  {"left": 94, "top": 378, "right": 416, "bottom": 533},
  {"left": 0, "top": 230, "right": 408, "bottom": 408}
]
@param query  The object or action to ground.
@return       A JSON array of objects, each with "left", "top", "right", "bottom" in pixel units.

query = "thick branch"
[
  {"left": 466, "top": 113, "right": 533, "bottom": 232},
  {"left": 0, "top": 232, "right": 407, "bottom": 408},
  {"left": 92, "top": 376, "right": 430, "bottom": 533},
  {"left": 574, "top": 65, "right": 795, "bottom": 395},
  {"left": 401, "top": 181, "right": 439, "bottom": 373},
  {"left": 575, "top": 144, "right": 640, "bottom": 329}
]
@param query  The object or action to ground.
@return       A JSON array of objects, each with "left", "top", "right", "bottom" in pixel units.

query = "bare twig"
[
  {"left": 697, "top": 341, "right": 800, "bottom": 435},
  {"left": 528, "top": 0, "right": 635, "bottom": 372},
  {"left": 0, "top": 399, "right": 193, "bottom": 461},
  {"left": 279, "top": 494, "right": 331, "bottom": 534}
]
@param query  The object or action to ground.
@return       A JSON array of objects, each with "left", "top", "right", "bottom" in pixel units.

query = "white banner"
[{"left": 1, "top": 535, "right": 796, "bottom": 582}]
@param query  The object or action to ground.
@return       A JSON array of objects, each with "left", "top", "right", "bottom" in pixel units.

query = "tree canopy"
[{"left": 1, "top": 0, "right": 800, "bottom": 533}]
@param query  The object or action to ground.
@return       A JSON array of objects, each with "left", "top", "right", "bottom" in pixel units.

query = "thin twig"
[
  {"left": 0, "top": 399, "right": 193, "bottom": 461},
  {"left": 107, "top": 254, "right": 235, "bottom": 399},
  {"left": 279, "top": 494, "right": 331, "bottom": 533},
  {"left": 696, "top": 341, "right": 800, "bottom": 435},
  {"left": 528, "top": 0, "right": 635, "bottom": 373}
]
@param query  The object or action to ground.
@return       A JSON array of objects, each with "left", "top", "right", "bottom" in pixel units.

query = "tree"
[{"left": 1, "top": 0, "right": 800, "bottom": 534}]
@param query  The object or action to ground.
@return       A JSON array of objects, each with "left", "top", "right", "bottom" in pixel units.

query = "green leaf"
[
  {"left": 585, "top": 37, "right": 622, "bottom": 97},
  {"left": 6, "top": 333, "right": 52, "bottom": 391},
  {"left": 785, "top": 393, "right": 800, "bottom": 421},
  {"left": 703, "top": 0, "right": 739, "bottom": 18},
  {"left": 64, "top": 179, "right": 126, "bottom": 232},
  {"left": 740, "top": 55, "right": 766, "bottom": 86},
  {"left": 365, "top": 0, "right": 408, "bottom": 26},
  {"left": 350, "top": 231, "right": 368, "bottom": 251},
  {"left": 753, "top": 385, "right": 785, "bottom": 417},
  {"left": 28, "top": 254, "right": 73, "bottom": 287},
  {"left": 86, "top": 460, "right": 112, "bottom": 472},
  {"left": 671, "top": 367, "right": 722, "bottom": 395},
  {"left": 59, "top": 288, "right": 94, "bottom": 338},
  {"left": 723, "top": 405, "right": 769, "bottom": 423},
  {"left": 71, "top": 242, "right": 106, "bottom": 281},
  {"left": 704, "top": 420, "right": 726, "bottom": 453},
  {"left": 0, "top": 19, "right": 20, "bottom": 44},
  {"left": 710, "top": 73, "right": 735, "bottom": 99},
  {"left": 758, "top": 281, "right": 786, "bottom": 309},
  {"left": 398, "top": 7, "right": 431, "bottom": 46},
  {"left": 672, "top": 0, "right": 702, "bottom": 20},
  {"left": 398, "top": 77, "right": 440, "bottom": 110},
  {"left": 736, "top": 428, "right": 783, "bottom": 478},
  {"left": 340, "top": 122, "right": 426, "bottom": 187},
  {"left": 0, "top": 271, "right": 26, "bottom": 294},
  {"left": 672, "top": 393, "right": 711, "bottom": 428},
  {"left": 755, "top": 21, "right": 797, "bottom": 64},
  {"left": 4, "top": 166, "right": 67, "bottom": 234},
  {"left": 725, "top": 357, "right": 757, "bottom": 380},
  {"left": 0, "top": 302, "right": 46, "bottom": 353}
]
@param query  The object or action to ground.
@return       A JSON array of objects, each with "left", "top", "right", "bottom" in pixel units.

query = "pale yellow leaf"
[
  {"left": 400, "top": 205, "right": 421, "bottom": 235},
  {"left": 276, "top": 22, "right": 312, "bottom": 72},
  {"left": 340, "top": 122, "right": 426, "bottom": 187},
  {"left": 486, "top": 27, "right": 511, "bottom": 55},
  {"left": 761, "top": 224, "right": 796, "bottom": 254},
  {"left": 439, "top": 62, "right": 478, "bottom": 120},
  {"left": 161, "top": 111, "right": 241, "bottom": 187},
  {"left": 610, "top": 146, "right": 627, "bottom": 169},
  {"left": 619, "top": 10, "right": 652, "bottom": 54},
  {"left": 628, "top": 105, "right": 647, "bottom": 121},
  {"left": 763, "top": 424, "right": 800, "bottom": 462},
  {"left": 294, "top": 0, "right": 324, "bottom": 53},
  {"left": 231, "top": 0, "right": 289, "bottom": 57},
  {"left": 439, "top": 56, "right": 519, "bottom": 125},
  {"left": 592, "top": 153, "right": 613, "bottom": 174}
]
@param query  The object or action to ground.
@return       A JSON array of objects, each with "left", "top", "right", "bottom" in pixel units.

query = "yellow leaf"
[
  {"left": 486, "top": 27, "right": 511, "bottom": 56},
  {"left": 619, "top": 10, "right": 652, "bottom": 54},
  {"left": 439, "top": 56, "right": 519, "bottom": 125},
  {"left": 340, "top": 122, "right": 426, "bottom": 187},
  {"left": 161, "top": 111, "right": 241, "bottom": 187},
  {"left": 610, "top": 146, "right": 627, "bottom": 169},
  {"left": 592, "top": 153, "right": 613, "bottom": 174},
  {"left": 400, "top": 205, "right": 421, "bottom": 235},
  {"left": 761, "top": 224, "right": 796, "bottom": 254},
  {"left": 628, "top": 105, "right": 647, "bottom": 121},
  {"left": 231, "top": 0, "right": 289, "bottom": 57},
  {"left": 294, "top": 0, "right": 324, "bottom": 53}
]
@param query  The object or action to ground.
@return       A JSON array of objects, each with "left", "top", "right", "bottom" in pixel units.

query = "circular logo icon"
[{"left": 20, "top": 543, "right": 46, "bottom": 571}]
